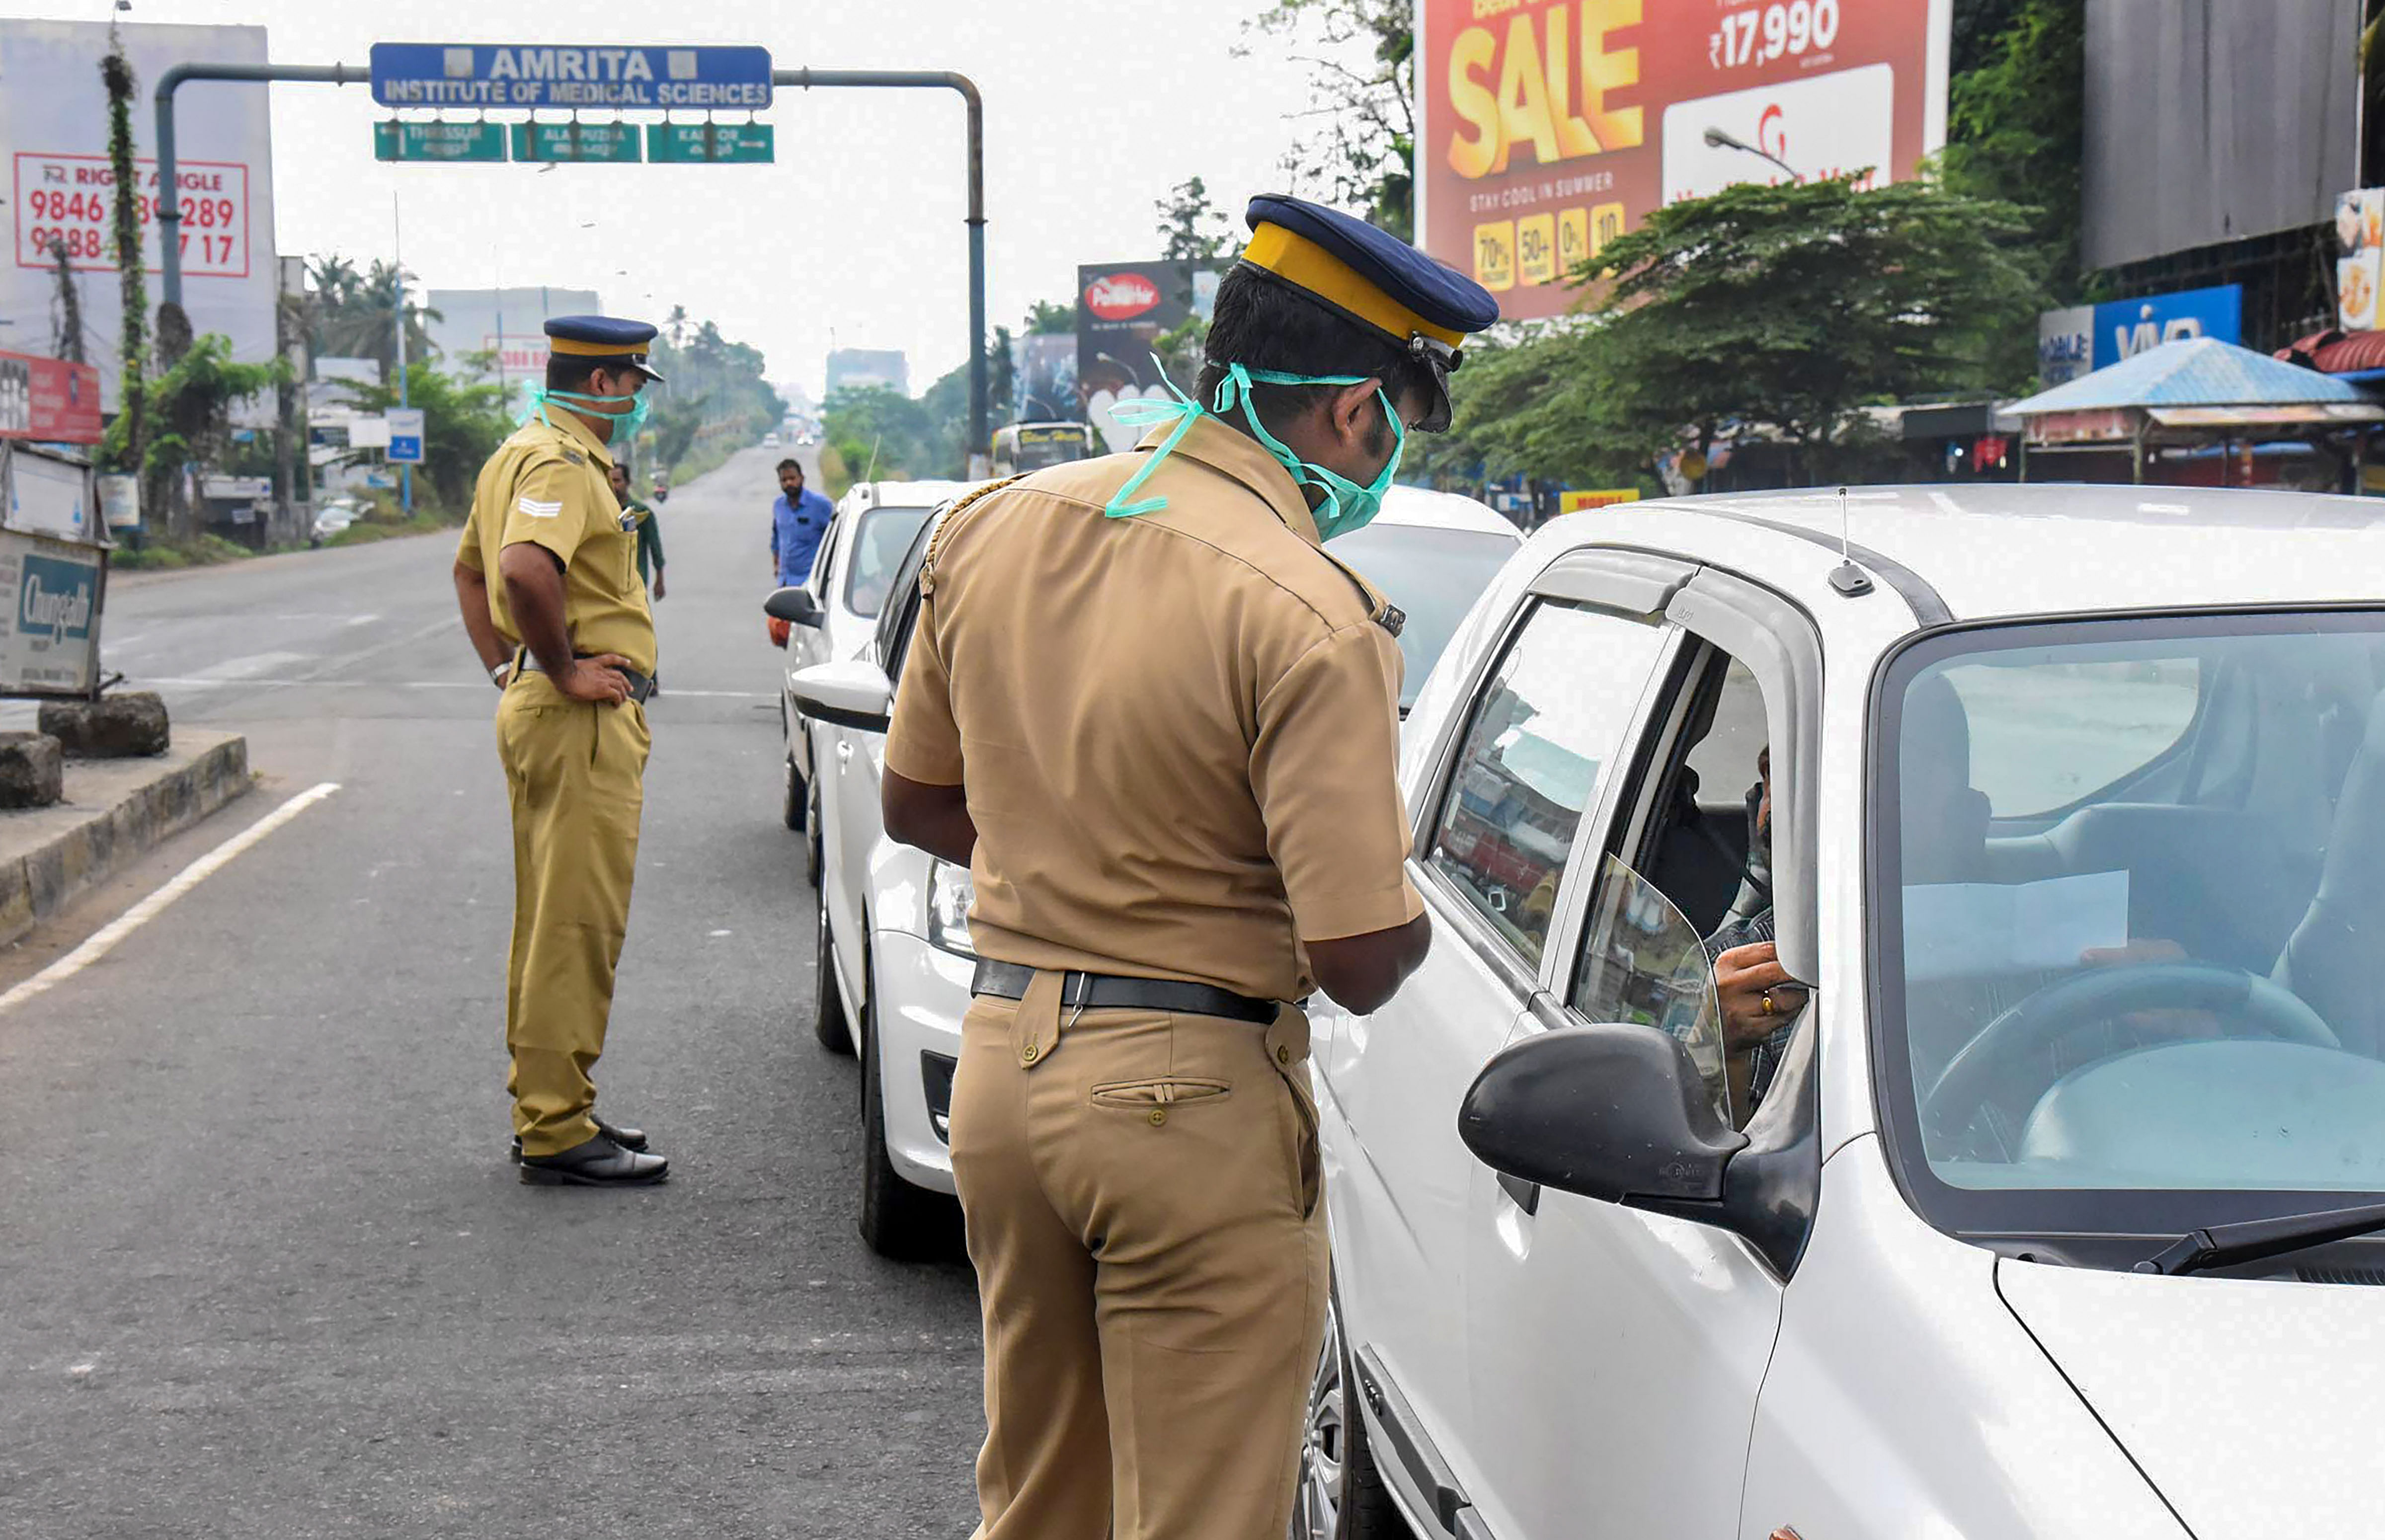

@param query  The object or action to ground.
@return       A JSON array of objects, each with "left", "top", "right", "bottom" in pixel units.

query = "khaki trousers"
[
  {"left": 952, "top": 969, "right": 1329, "bottom": 1540},
  {"left": 495, "top": 672, "right": 650, "bottom": 1156}
]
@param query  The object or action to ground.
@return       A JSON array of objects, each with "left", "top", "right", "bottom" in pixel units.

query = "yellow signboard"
[{"left": 1559, "top": 488, "right": 1642, "bottom": 514}]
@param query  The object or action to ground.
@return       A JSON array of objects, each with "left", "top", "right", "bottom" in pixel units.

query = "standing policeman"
[
  {"left": 880, "top": 196, "right": 1497, "bottom": 1539},
  {"left": 452, "top": 315, "right": 668, "bottom": 1187}
]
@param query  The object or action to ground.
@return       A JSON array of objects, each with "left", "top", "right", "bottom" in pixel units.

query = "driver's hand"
[
  {"left": 556, "top": 654, "right": 634, "bottom": 705},
  {"left": 1714, "top": 941, "right": 1809, "bottom": 1054}
]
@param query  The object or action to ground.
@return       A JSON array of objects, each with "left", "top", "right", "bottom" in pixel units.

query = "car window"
[
  {"left": 1943, "top": 656, "right": 2202, "bottom": 817},
  {"left": 1424, "top": 601, "right": 1669, "bottom": 970},
  {"left": 1333, "top": 523, "right": 1518, "bottom": 709},
  {"left": 875, "top": 512, "right": 945, "bottom": 679},
  {"left": 844, "top": 506, "right": 935, "bottom": 619}
]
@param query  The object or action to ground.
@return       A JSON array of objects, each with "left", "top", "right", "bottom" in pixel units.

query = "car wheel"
[
  {"left": 803, "top": 779, "right": 824, "bottom": 891},
  {"left": 1292, "top": 1275, "right": 1407, "bottom": 1540},
  {"left": 782, "top": 751, "right": 806, "bottom": 832},
  {"left": 858, "top": 960, "right": 957, "bottom": 1261},
  {"left": 812, "top": 894, "right": 853, "bottom": 1055}
]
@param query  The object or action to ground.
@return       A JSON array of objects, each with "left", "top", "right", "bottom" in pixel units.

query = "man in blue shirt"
[{"left": 770, "top": 458, "right": 834, "bottom": 589}]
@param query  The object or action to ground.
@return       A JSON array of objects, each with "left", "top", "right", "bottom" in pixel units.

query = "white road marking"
[{"left": 0, "top": 782, "right": 341, "bottom": 1016}]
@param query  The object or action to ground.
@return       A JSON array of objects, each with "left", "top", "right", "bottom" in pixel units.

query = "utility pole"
[{"left": 394, "top": 193, "right": 411, "bottom": 517}]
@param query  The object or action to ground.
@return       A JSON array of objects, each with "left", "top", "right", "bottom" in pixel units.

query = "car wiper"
[{"left": 2133, "top": 1199, "right": 2385, "bottom": 1276}]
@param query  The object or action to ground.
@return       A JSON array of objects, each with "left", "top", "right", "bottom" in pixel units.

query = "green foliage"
[
  {"left": 1024, "top": 301, "right": 1076, "bottom": 336},
  {"left": 1441, "top": 176, "right": 2036, "bottom": 487},
  {"left": 305, "top": 256, "right": 441, "bottom": 378},
  {"left": 100, "top": 332, "right": 285, "bottom": 529},
  {"left": 1156, "top": 176, "right": 1235, "bottom": 263},
  {"left": 334, "top": 362, "right": 509, "bottom": 514},
  {"left": 1242, "top": 0, "right": 1414, "bottom": 236},
  {"left": 825, "top": 384, "right": 945, "bottom": 482},
  {"left": 102, "top": 41, "right": 146, "bottom": 477},
  {"left": 1942, "top": 0, "right": 2086, "bottom": 315},
  {"left": 640, "top": 316, "right": 785, "bottom": 483},
  {"left": 111, "top": 534, "right": 256, "bottom": 571}
]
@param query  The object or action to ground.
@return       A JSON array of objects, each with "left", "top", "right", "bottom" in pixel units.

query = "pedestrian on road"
[
  {"left": 451, "top": 314, "right": 669, "bottom": 1188},
  {"left": 879, "top": 194, "right": 1496, "bottom": 1539},
  {"left": 767, "top": 457, "right": 832, "bottom": 650},
  {"left": 610, "top": 461, "right": 666, "bottom": 602}
]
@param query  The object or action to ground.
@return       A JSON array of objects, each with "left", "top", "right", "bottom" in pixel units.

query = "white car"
[
  {"left": 777, "top": 480, "right": 967, "bottom": 853},
  {"left": 764, "top": 432, "right": 782, "bottom": 448},
  {"left": 785, "top": 486, "right": 1523, "bottom": 1257},
  {"left": 1297, "top": 483, "right": 2385, "bottom": 1540}
]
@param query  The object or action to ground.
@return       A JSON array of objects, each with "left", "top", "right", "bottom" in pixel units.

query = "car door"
[
  {"left": 1458, "top": 570, "right": 1823, "bottom": 1540},
  {"left": 1327, "top": 571, "right": 1680, "bottom": 1529}
]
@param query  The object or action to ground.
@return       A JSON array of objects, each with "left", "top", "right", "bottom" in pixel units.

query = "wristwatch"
[{"left": 490, "top": 660, "right": 513, "bottom": 689}]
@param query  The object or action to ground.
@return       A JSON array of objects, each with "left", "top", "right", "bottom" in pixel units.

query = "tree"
[
  {"left": 101, "top": 40, "right": 146, "bottom": 479},
  {"left": 1443, "top": 175, "right": 2036, "bottom": 488},
  {"left": 824, "top": 384, "right": 942, "bottom": 482},
  {"left": 305, "top": 256, "right": 439, "bottom": 379},
  {"left": 47, "top": 240, "right": 84, "bottom": 364},
  {"left": 334, "top": 363, "right": 509, "bottom": 512},
  {"left": 1156, "top": 176, "right": 1234, "bottom": 263},
  {"left": 100, "top": 333, "right": 285, "bottom": 540},
  {"left": 1024, "top": 300, "right": 1075, "bottom": 336},
  {"left": 1942, "top": 0, "right": 2086, "bottom": 314},
  {"left": 1242, "top": 0, "right": 1414, "bottom": 236}
]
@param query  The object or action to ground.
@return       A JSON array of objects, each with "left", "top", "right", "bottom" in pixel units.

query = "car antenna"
[
  {"left": 864, "top": 433, "right": 881, "bottom": 486},
  {"left": 1828, "top": 485, "right": 1873, "bottom": 597}
]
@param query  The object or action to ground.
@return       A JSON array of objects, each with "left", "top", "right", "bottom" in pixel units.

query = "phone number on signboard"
[
  {"left": 21, "top": 226, "right": 240, "bottom": 268},
  {"left": 23, "top": 190, "right": 239, "bottom": 230}
]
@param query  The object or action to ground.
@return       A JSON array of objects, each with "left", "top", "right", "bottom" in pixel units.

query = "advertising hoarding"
[
  {"left": 1012, "top": 333, "right": 1078, "bottom": 423},
  {"left": 0, "top": 21, "right": 279, "bottom": 411},
  {"left": 1415, "top": 0, "right": 1950, "bottom": 320},
  {"left": 2336, "top": 189, "right": 2383, "bottom": 330},
  {"left": 0, "top": 506, "right": 102, "bottom": 695},
  {"left": 0, "top": 347, "right": 102, "bottom": 443},
  {"left": 1076, "top": 261, "right": 1224, "bottom": 453},
  {"left": 2037, "top": 284, "right": 2243, "bottom": 385}
]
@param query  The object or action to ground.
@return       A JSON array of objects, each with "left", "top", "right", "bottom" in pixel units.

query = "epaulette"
[
  {"left": 918, "top": 475, "right": 1026, "bottom": 597},
  {"left": 1315, "top": 545, "right": 1404, "bottom": 637}
]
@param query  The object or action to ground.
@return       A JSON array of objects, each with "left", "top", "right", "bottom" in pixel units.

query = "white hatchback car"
[
  {"left": 778, "top": 480, "right": 968, "bottom": 854},
  {"left": 1299, "top": 483, "right": 2385, "bottom": 1540},
  {"left": 786, "top": 485, "right": 1523, "bottom": 1258}
]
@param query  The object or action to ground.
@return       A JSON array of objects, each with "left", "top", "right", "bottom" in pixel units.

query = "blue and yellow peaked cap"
[{"left": 545, "top": 314, "right": 665, "bottom": 383}]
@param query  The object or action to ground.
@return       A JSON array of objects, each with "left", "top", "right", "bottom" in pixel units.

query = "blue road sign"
[
  {"left": 369, "top": 44, "right": 772, "bottom": 111},
  {"left": 387, "top": 408, "right": 425, "bottom": 465}
]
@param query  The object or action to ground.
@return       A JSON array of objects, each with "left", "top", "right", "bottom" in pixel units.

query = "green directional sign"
[
  {"left": 508, "top": 121, "right": 643, "bottom": 164},
  {"left": 374, "top": 120, "right": 508, "bottom": 162},
  {"left": 645, "top": 122, "right": 776, "bottom": 164}
]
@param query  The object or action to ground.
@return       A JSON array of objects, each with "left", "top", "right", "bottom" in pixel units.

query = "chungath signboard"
[{"left": 1416, "top": 0, "right": 1951, "bottom": 320}]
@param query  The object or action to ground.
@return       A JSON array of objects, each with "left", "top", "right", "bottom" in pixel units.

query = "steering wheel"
[{"left": 1921, "top": 961, "right": 2339, "bottom": 1144}]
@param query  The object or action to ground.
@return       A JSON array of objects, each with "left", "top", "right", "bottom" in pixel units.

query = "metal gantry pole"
[
  {"left": 775, "top": 69, "right": 987, "bottom": 475},
  {"left": 156, "top": 63, "right": 363, "bottom": 310}
]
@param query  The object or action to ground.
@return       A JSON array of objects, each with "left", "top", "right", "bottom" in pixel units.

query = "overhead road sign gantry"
[
  {"left": 375, "top": 120, "right": 507, "bottom": 162},
  {"left": 369, "top": 44, "right": 772, "bottom": 111},
  {"left": 509, "top": 120, "right": 642, "bottom": 163}
]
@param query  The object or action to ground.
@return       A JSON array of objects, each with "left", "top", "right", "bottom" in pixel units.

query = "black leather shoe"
[
  {"left": 519, "top": 1134, "right": 669, "bottom": 1187},
  {"left": 511, "top": 1117, "right": 648, "bottom": 1162}
]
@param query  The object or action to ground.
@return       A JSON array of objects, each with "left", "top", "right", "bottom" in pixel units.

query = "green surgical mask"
[
  {"left": 1104, "top": 359, "right": 1405, "bottom": 541},
  {"left": 522, "top": 382, "right": 652, "bottom": 445}
]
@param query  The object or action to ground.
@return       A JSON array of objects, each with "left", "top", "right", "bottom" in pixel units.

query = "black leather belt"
[
  {"left": 518, "top": 652, "right": 654, "bottom": 705},
  {"left": 970, "top": 960, "right": 1276, "bottom": 1024}
]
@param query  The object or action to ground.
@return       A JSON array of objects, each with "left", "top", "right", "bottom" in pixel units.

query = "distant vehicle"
[
  {"left": 763, "top": 432, "right": 782, "bottom": 448},
  {"left": 778, "top": 483, "right": 1519, "bottom": 1258},
  {"left": 990, "top": 421, "right": 1092, "bottom": 477}
]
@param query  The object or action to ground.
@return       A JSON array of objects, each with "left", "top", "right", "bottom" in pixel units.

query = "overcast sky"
[{"left": 0, "top": 0, "right": 1332, "bottom": 398}]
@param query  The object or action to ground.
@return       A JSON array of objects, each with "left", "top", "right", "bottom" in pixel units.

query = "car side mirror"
[
  {"left": 790, "top": 659, "right": 893, "bottom": 734},
  {"left": 765, "top": 586, "right": 824, "bottom": 627},
  {"left": 1459, "top": 1023, "right": 1748, "bottom": 1210}
]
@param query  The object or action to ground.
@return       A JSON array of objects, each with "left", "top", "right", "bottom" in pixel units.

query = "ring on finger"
[{"left": 1759, "top": 990, "right": 1776, "bottom": 1016}]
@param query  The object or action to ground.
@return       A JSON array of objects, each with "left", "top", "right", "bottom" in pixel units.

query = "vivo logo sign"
[{"left": 2094, "top": 285, "right": 2242, "bottom": 368}]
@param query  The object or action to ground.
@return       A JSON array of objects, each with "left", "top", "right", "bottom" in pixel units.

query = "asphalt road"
[{"left": 0, "top": 446, "right": 986, "bottom": 1538}]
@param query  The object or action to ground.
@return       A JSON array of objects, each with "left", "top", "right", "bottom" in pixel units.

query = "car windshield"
[
  {"left": 844, "top": 505, "right": 936, "bottom": 618},
  {"left": 1332, "top": 523, "right": 1517, "bottom": 708},
  {"left": 1873, "top": 612, "right": 2385, "bottom": 1235}
]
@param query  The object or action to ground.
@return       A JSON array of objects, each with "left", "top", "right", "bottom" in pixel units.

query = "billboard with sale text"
[{"left": 1416, "top": 0, "right": 1950, "bottom": 321}]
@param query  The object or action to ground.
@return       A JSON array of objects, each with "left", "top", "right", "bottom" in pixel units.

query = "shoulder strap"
[
  {"left": 1312, "top": 545, "right": 1406, "bottom": 637},
  {"left": 918, "top": 475, "right": 1026, "bottom": 597}
]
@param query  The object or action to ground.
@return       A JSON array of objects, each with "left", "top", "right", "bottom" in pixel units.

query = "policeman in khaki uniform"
[
  {"left": 882, "top": 196, "right": 1498, "bottom": 1539},
  {"left": 452, "top": 316, "right": 669, "bottom": 1187}
]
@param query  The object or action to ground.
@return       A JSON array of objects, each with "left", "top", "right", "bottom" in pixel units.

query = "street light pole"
[{"left": 1702, "top": 125, "right": 1798, "bottom": 183}]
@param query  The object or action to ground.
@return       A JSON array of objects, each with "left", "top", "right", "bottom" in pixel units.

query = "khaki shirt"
[
  {"left": 886, "top": 414, "right": 1422, "bottom": 1002},
  {"left": 456, "top": 410, "right": 656, "bottom": 675}
]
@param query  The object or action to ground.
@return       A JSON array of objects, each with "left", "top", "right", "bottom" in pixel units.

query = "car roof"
[
  {"left": 1544, "top": 483, "right": 2384, "bottom": 620},
  {"left": 1376, "top": 485, "right": 1522, "bottom": 540},
  {"left": 850, "top": 479, "right": 971, "bottom": 511}
]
